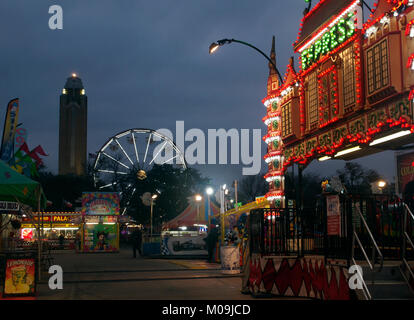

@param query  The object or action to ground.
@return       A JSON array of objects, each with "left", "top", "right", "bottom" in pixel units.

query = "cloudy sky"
[{"left": 0, "top": 0, "right": 394, "bottom": 188}]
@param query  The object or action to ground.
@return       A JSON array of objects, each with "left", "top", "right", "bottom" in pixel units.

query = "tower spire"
[{"left": 269, "top": 36, "right": 277, "bottom": 76}]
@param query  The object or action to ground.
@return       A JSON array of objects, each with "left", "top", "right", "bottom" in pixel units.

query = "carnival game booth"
[
  {"left": 161, "top": 200, "right": 219, "bottom": 256},
  {"left": 20, "top": 212, "right": 82, "bottom": 250},
  {"left": 0, "top": 160, "right": 47, "bottom": 251},
  {"left": 81, "top": 192, "right": 120, "bottom": 253},
  {"left": 0, "top": 160, "right": 47, "bottom": 298}
]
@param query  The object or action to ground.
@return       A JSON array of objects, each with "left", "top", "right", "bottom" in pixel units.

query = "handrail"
[
  {"left": 402, "top": 203, "right": 414, "bottom": 282},
  {"left": 354, "top": 203, "right": 384, "bottom": 271},
  {"left": 351, "top": 257, "right": 372, "bottom": 300},
  {"left": 351, "top": 203, "right": 384, "bottom": 300}
]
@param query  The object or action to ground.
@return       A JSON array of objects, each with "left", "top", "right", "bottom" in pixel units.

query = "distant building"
[{"left": 58, "top": 74, "right": 87, "bottom": 175}]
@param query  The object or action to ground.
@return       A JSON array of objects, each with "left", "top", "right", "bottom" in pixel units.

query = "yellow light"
[
  {"left": 209, "top": 43, "right": 220, "bottom": 54},
  {"left": 62, "top": 89, "right": 67, "bottom": 95},
  {"left": 72, "top": 73, "right": 77, "bottom": 78},
  {"left": 378, "top": 180, "right": 386, "bottom": 188},
  {"left": 151, "top": 194, "right": 158, "bottom": 199},
  {"left": 195, "top": 194, "right": 202, "bottom": 202},
  {"left": 334, "top": 146, "right": 361, "bottom": 158},
  {"left": 318, "top": 156, "right": 331, "bottom": 162},
  {"left": 81, "top": 89, "right": 86, "bottom": 95},
  {"left": 369, "top": 130, "right": 411, "bottom": 146}
]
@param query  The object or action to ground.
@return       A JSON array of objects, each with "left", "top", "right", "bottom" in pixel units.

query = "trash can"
[{"left": 220, "top": 246, "right": 240, "bottom": 274}]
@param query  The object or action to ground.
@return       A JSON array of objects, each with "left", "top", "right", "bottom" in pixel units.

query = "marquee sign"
[
  {"left": 301, "top": 12, "right": 356, "bottom": 70},
  {"left": 82, "top": 192, "right": 120, "bottom": 216},
  {"left": 22, "top": 214, "right": 81, "bottom": 223}
]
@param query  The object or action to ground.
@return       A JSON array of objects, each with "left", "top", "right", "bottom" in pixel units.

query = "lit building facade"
[
  {"left": 263, "top": 0, "right": 414, "bottom": 205},
  {"left": 59, "top": 74, "right": 88, "bottom": 176}
]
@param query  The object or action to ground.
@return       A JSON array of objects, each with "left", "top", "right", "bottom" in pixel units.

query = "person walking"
[
  {"left": 205, "top": 224, "right": 218, "bottom": 262},
  {"left": 58, "top": 233, "right": 65, "bottom": 250},
  {"left": 131, "top": 228, "right": 142, "bottom": 258},
  {"left": 75, "top": 231, "right": 81, "bottom": 251}
]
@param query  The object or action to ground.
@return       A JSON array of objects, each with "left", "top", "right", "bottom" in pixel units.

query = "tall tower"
[
  {"left": 58, "top": 74, "right": 87, "bottom": 175},
  {"left": 262, "top": 37, "right": 285, "bottom": 208}
]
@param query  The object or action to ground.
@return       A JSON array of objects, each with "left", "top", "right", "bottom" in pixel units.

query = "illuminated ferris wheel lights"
[
  {"left": 99, "top": 182, "right": 117, "bottom": 189},
  {"left": 115, "top": 139, "right": 134, "bottom": 165},
  {"left": 149, "top": 141, "right": 168, "bottom": 165},
  {"left": 97, "top": 169, "right": 128, "bottom": 175},
  {"left": 102, "top": 151, "right": 130, "bottom": 169}
]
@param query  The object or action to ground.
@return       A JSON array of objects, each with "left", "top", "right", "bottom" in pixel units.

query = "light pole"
[
  {"left": 220, "top": 184, "right": 228, "bottom": 243},
  {"left": 209, "top": 38, "right": 283, "bottom": 84},
  {"left": 206, "top": 187, "right": 214, "bottom": 225},
  {"left": 195, "top": 194, "right": 203, "bottom": 223},
  {"left": 150, "top": 194, "right": 158, "bottom": 240}
]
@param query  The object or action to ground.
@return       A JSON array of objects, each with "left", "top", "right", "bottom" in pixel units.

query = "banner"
[
  {"left": 397, "top": 152, "right": 414, "bottom": 195},
  {"left": 3, "top": 258, "right": 36, "bottom": 297},
  {"left": 14, "top": 126, "right": 27, "bottom": 150},
  {"left": 82, "top": 192, "right": 120, "bottom": 216},
  {"left": 0, "top": 98, "right": 19, "bottom": 163},
  {"left": 326, "top": 195, "right": 341, "bottom": 236}
]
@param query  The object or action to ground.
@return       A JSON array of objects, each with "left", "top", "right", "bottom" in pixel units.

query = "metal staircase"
[{"left": 352, "top": 202, "right": 414, "bottom": 300}]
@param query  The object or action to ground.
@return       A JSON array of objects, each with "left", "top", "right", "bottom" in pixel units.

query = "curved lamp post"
[
  {"left": 150, "top": 194, "right": 158, "bottom": 240},
  {"left": 206, "top": 187, "right": 214, "bottom": 224},
  {"left": 209, "top": 38, "right": 283, "bottom": 84}
]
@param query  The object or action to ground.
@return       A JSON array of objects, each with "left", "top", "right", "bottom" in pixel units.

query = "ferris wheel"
[{"left": 92, "top": 128, "right": 187, "bottom": 214}]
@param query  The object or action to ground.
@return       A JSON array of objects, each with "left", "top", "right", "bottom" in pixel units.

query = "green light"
[{"left": 300, "top": 12, "right": 355, "bottom": 70}]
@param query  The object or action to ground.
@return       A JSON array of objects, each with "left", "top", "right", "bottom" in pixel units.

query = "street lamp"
[
  {"left": 150, "top": 194, "right": 158, "bottom": 240},
  {"left": 206, "top": 187, "right": 214, "bottom": 225},
  {"left": 378, "top": 180, "right": 387, "bottom": 189},
  {"left": 195, "top": 194, "right": 202, "bottom": 223},
  {"left": 209, "top": 38, "right": 283, "bottom": 83},
  {"left": 378, "top": 180, "right": 387, "bottom": 194}
]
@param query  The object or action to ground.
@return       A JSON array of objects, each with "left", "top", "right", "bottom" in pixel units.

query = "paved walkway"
[{"left": 36, "top": 248, "right": 255, "bottom": 300}]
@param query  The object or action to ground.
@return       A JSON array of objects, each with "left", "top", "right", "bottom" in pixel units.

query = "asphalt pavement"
[{"left": 36, "top": 247, "right": 254, "bottom": 300}]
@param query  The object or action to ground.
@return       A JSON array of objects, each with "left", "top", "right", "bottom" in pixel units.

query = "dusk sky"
[{"left": 0, "top": 0, "right": 395, "bottom": 188}]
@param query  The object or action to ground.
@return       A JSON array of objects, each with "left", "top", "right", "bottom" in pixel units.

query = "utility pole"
[{"left": 234, "top": 180, "right": 238, "bottom": 211}]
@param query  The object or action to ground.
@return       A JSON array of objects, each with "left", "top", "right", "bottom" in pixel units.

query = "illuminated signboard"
[
  {"left": 82, "top": 192, "right": 120, "bottom": 216},
  {"left": 301, "top": 12, "right": 355, "bottom": 71}
]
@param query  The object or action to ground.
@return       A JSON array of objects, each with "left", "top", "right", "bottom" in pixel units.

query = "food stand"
[
  {"left": 81, "top": 192, "right": 120, "bottom": 253},
  {"left": 20, "top": 212, "right": 82, "bottom": 249}
]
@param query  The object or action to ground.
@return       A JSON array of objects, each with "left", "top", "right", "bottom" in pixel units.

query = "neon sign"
[{"left": 301, "top": 12, "right": 355, "bottom": 70}]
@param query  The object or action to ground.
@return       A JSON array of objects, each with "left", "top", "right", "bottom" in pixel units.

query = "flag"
[
  {"left": 11, "top": 142, "right": 48, "bottom": 178},
  {"left": 0, "top": 98, "right": 19, "bottom": 163},
  {"left": 63, "top": 200, "right": 73, "bottom": 208}
]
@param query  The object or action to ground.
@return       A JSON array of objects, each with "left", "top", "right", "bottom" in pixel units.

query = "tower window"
[{"left": 281, "top": 102, "right": 292, "bottom": 137}]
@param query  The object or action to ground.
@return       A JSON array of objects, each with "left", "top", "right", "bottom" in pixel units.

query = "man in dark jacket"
[
  {"left": 205, "top": 225, "right": 218, "bottom": 262},
  {"left": 131, "top": 228, "right": 142, "bottom": 258}
]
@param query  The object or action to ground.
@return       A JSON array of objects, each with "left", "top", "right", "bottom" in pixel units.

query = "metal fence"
[{"left": 248, "top": 194, "right": 414, "bottom": 261}]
